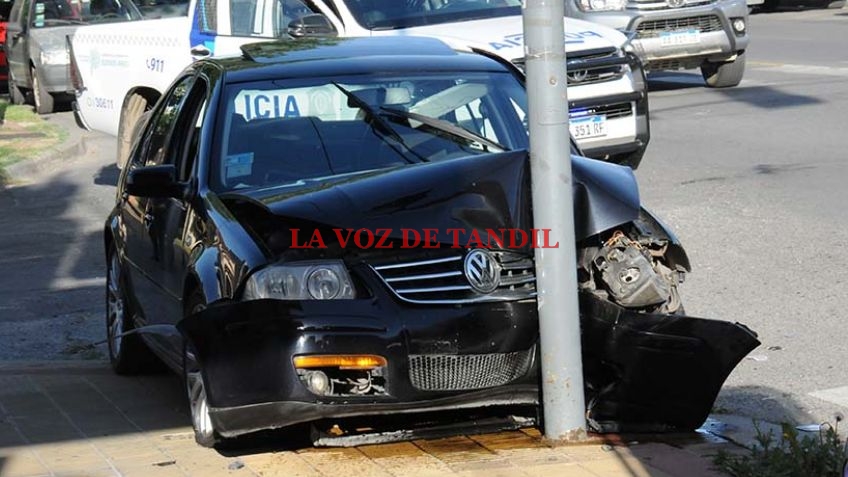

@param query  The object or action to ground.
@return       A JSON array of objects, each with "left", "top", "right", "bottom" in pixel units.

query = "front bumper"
[{"left": 175, "top": 290, "right": 758, "bottom": 438}]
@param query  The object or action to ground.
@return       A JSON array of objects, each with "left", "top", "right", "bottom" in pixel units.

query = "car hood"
[
  {"left": 219, "top": 151, "right": 640, "bottom": 254},
  {"left": 377, "top": 16, "right": 626, "bottom": 61}
]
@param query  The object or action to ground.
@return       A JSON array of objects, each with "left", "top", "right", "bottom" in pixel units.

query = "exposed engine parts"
[{"left": 579, "top": 229, "right": 684, "bottom": 314}]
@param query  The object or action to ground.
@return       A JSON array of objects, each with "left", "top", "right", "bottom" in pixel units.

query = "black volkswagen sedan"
[{"left": 106, "top": 37, "right": 757, "bottom": 447}]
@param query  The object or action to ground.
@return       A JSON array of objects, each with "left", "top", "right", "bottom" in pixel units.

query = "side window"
[
  {"left": 195, "top": 0, "right": 217, "bottom": 32},
  {"left": 140, "top": 76, "right": 195, "bottom": 167},
  {"left": 19, "top": 0, "right": 30, "bottom": 25},
  {"left": 170, "top": 80, "right": 209, "bottom": 182}
]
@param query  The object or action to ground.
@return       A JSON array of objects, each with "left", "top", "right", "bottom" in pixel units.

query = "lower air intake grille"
[
  {"left": 636, "top": 15, "right": 723, "bottom": 38},
  {"left": 408, "top": 349, "right": 533, "bottom": 391}
]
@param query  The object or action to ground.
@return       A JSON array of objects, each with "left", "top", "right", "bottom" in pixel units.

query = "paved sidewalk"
[{"left": 0, "top": 362, "right": 741, "bottom": 477}]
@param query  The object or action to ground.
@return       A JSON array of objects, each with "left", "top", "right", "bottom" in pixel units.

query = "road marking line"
[{"left": 809, "top": 386, "right": 848, "bottom": 408}]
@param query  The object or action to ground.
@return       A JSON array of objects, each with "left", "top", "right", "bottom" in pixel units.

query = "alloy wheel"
[{"left": 106, "top": 253, "right": 125, "bottom": 358}]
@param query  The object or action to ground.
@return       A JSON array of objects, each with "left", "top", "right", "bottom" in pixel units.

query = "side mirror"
[
  {"left": 287, "top": 14, "right": 336, "bottom": 38},
  {"left": 125, "top": 164, "right": 185, "bottom": 198}
]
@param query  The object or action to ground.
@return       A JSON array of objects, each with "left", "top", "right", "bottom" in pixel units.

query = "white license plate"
[
  {"left": 570, "top": 115, "right": 607, "bottom": 140},
  {"left": 659, "top": 29, "right": 701, "bottom": 47}
]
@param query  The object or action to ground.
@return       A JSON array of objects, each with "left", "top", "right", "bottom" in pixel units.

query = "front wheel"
[
  {"left": 183, "top": 292, "right": 220, "bottom": 447},
  {"left": 31, "top": 67, "right": 55, "bottom": 114},
  {"left": 701, "top": 52, "right": 746, "bottom": 88}
]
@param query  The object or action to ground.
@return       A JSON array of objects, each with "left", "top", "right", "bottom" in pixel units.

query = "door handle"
[{"left": 190, "top": 45, "right": 211, "bottom": 58}]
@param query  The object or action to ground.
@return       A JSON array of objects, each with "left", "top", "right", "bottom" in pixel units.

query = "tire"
[
  {"left": 106, "top": 245, "right": 160, "bottom": 375},
  {"left": 31, "top": 67, "right": 54, "bottom": 114},
  {"left": 7, "top": 74, "right": 26, "bottom": 105},
  {"left": 117, "top": 94, "right": 149, "bottom": 169},
  {"left": 183, "top": 292, "right": 220, "bottom": 448},
  {"left": 701, "top": 52, "right": 746, "bottom": 88}
]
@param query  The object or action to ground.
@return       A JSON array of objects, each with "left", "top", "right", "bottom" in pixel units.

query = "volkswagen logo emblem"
[{"left": 464, "top": 249, "right": 501, "bottom": 294}]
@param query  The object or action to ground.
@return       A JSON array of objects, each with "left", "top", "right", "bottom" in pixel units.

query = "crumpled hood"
[
  {"left": 219, "top": 151, "right": 640, "bottom": 251},
  {"left": 379, "top": 16, "right": 626, "bottom": 61},
  {"left": 29, "top": 25, "right": 81, "bottom": 56}
]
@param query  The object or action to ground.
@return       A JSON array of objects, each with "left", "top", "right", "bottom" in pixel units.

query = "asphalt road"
[{"left": 0, "top": 6, "right": 846, "bottom": 426}]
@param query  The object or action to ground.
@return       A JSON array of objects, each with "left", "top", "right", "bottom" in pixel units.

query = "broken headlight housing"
[
  {"left": 576, "top": 0, "right": 626, "bottom": 12},
  {"left": 242, "top": 260, "right": 355, "bottom": 300}
]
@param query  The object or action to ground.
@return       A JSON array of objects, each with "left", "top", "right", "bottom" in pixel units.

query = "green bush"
[{"left": 714, "top": 419, "right": 848, "bottom": 477}]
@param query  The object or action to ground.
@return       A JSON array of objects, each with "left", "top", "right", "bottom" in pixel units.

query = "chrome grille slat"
[
  {"left": 627, "top": 0, "right": 715, "bottom": 10},
  {"left": 395, "top": 285, "right": 473, "bottom": 294},
  {"left": 385, "top": 271, "right": 463, "bottom": 283},
  {"left": 370, "top": 250, "right": 536, "bottom": 304},
  {"left": 373, "top": 255, "right": 462, "bottom": 271},
  {"left": 409, "top": 348, "right": 534, "bottom": 391}
]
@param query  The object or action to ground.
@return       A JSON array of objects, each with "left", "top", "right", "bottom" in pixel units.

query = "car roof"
[{"left": 210, "top": 37, "right": 512, "bottom": 84}]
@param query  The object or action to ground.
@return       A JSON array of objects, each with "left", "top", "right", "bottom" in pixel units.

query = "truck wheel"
[
  {"left": 117, "top": 94, "right": 149, "bottom": 169},
  {"left": 7, "top": 74, "right": 26, "bottom": 105},
  {"left": 31, "top": 67, "right": 55, "bottom": 114},
  {"left": 701, "top": 52, "right": 746, "bottom": 88}
]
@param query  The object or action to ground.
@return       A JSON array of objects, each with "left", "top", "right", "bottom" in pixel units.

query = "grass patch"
[
  {"left": 0, "top": 98, "right": 67, "bottom": 181},
  {"left": 713, "top": 419, "right": 848, "bottom": 477}
]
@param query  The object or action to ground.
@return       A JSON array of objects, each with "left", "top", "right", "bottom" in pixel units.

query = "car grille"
[
  {"left": 573, "top": 102, "right": 633, "bottom": 120},
  {"left": 636, "top": 15, "right": 724, "bottom": 38},
  {"left": 513, "top": 47, "right": 628, "bottom": 86},
  {"left": 627, "top": 0, "right": 715, "bottom": 10},
  {"left": 408, "top": 348, "right": 534, "bottom": 391},
  {"left": 370, "top": 250, "right": 536, "bottom": 305}
]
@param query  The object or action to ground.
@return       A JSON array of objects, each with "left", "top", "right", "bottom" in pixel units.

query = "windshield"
[
  {"left": 212, "top": 71, "right": 530, "bottom": 192},
  {"left": 342, "top": 0, "right": 522, "bottom": 30},
  {"left": 29, "top": 0, "right": 141, "bottom": 26}
]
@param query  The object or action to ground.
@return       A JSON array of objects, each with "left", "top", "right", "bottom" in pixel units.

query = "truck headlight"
[
  {"left": 576, "top": 0, "right": 626, "bottom": 11},
  {"left": 242, "top": 261, "right": 355, "bottom": 300},
  {"left": 40, "top": 49, "right": 70, "bottom": 65}
]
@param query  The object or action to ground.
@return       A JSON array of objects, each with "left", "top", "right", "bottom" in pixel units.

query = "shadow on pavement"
[
  {"left": 94, "top": 164, "right": 120, "bottom": 187},
  {"left": 715, "top": 385, "right": 824, "bottom": 426}
]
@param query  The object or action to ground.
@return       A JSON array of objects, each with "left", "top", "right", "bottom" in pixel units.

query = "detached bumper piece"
[{"left": 580, "top": 293, "right": 760, "bottom": 433}]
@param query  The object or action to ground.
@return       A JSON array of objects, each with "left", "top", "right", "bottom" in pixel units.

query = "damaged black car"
[{"left": 104, "top": 36, "right": 759, "bottom": 447}]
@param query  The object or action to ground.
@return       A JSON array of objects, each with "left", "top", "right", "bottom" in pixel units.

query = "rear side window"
[{"left": 135, "top": 0, "right": 189, "bottom": 19}]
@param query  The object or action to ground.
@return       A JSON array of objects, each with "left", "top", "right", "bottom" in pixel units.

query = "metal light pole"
[{"left": 522, "top": 0, "right": 587, "bottom": 442}]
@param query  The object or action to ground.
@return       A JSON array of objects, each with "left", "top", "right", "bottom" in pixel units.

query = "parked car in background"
[
  {"left": 0, "top": 0, "right": 12, "bottom": 90},
  {"left": 3, "top": 0, "right": 142, "bottom": 113},
  {"left": 69, "top": 0, "right": 650, "bottom": 170},
  {"left": 565, "top": 0, "right": 751, "bottom": 87},
  {"left": 106, "top": 36, "right": 758, "bottom": 448}
]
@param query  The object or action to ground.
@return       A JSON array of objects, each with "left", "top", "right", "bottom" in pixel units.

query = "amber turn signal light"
[{"left": 293, "top": 355, "right": 387, "bottom": 370}]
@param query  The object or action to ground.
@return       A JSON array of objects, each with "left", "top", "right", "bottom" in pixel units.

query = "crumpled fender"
[{"left": 580, "top": 292, "right": 760, "bottom": 432}]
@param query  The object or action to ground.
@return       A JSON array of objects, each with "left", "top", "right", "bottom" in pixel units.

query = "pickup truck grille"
[
  {"left": 371, "top": 250, "right": 536, "bottom": 305},
  {"left": 627, "top": 0, "right": 715, "bottom": 10},
  {"left": 574, "top": 102, "right": 633, "bottom": 120},
  {"left": 636, "top": 15, "right": 724, "bottom": 38},
  {"left": 513, "top": 47, "right": 628, "bottom": 86}
]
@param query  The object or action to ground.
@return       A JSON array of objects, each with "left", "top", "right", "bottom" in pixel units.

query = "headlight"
[
  {"left": 576, "top": 0, "right": 626, "bottom": 11},
  {"left": 242, "top": 261, "right": 355, "bottom": 300},
  {"left": 40, "top": 49, "right": 70, "bottom": 65}
]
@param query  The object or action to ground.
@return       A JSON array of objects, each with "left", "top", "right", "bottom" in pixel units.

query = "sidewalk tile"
[
  {"left": 242, "top": 451, "right": 320, "bottom": 477},
  {"left": 523, "top": 462, "right": 598, "bottom": 477},
  {"left": 413, "top": 436, "right": 497, "bottom": 464},
  {"left": 118, "top": 462, "right": 187, "bottom": 477},
  {"left": 297, "top": 447, "right": 392, "bottom": 477},
  {"left": 358, "top": 442, "right": 455, "bottom": 477},
  {"left": 0, "top": 450, "right": 50, "bottom": 477},
  {"left": 578, "top": 454, "right": 674, "bottom": 477}
]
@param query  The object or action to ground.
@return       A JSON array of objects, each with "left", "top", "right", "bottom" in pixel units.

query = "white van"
[{"left": 69, "top": 0, "right": 650, "bottom": 168}]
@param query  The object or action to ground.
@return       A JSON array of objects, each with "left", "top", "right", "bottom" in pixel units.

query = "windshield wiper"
[
  {"left": 331, "top": 83, "right": 428, "bottom": 164},
  {"left": 380, "top": 107, "right": 508, "bottom": 153}
]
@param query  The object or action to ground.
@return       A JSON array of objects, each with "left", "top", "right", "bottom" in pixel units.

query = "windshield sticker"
[
  {"left": 225, "top": 153, "right": 254, "bottom": 179},
  {"left": 488, "top": 30, "right": 602, "bottom": 51},
  {"left": 233, "top": 86, "right": 353, "bottom": 122}
]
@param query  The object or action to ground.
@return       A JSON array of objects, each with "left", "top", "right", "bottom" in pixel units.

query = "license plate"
[
  {"left": 570, "top": 115, "right": 607, "bottom": 140},
  {"left": 659, "top": 29, "right": 701, "bottom": 47}
]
